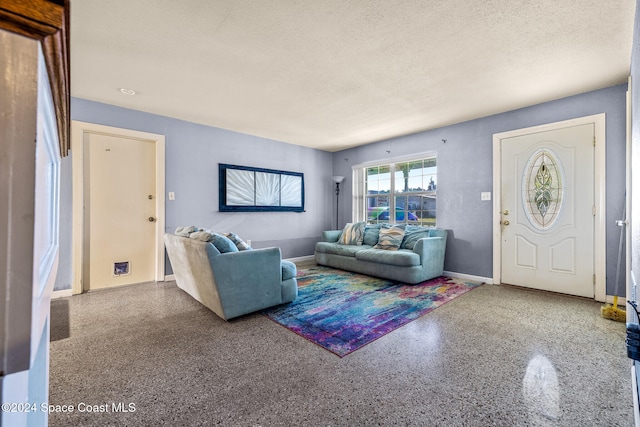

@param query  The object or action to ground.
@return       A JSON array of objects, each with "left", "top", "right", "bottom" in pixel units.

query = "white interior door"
[
  {"left": 500, "top": 123, "right": 595, "bottom": 297},
  {"left": 85, "top": 133, "right": 156, "bottom": 290}
]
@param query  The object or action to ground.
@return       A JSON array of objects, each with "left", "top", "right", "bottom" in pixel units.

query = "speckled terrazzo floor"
[{"left": 49, "top": 271, "right": 634, "bottom": 426}]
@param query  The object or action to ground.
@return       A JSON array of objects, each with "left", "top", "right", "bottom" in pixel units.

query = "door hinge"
[
  {"left": 592, "top": 205, "right": 596, "bottom": 216},
  {"left": 593, "top": 274, "right": 596, "bottom": 285},
  {"left": 593, "top": 136, "right": 596, "bottom": 147}
]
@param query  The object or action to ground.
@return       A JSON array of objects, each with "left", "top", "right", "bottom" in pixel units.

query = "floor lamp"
[{"left": 332, "top": 176, "right": 344, "bottom": 229}]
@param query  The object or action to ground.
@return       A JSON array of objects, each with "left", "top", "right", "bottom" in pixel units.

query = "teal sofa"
[
  {"left": 165, "top": 233, "right": 298, "bottom": 320},
  {"left": 314, "top": 225, "right": 447, "bottom": 284}
]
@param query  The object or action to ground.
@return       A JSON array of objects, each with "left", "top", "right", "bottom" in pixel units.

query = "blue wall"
[
  {"left": 58, "top": 83, "right": 627, "bottom": 295},
  {"left": 332, "top": 84, "right": 628, "bottom": 294},
  {"left": 55, "top": 98, "right": 334, "bottom": 287}
]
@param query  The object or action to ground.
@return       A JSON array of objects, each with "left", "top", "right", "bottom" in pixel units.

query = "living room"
[
  {"left": 48, "top": 3, "right": 633, "bottom": 297},
  {"left": 3, "top": 0, "right": 640, "bottom": 426}
]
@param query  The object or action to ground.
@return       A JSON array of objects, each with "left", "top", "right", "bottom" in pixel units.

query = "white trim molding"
[
  {"left": 351, "top": 150, "right": 438, "bottom": 170},
  {"left": 492, "top": 114, "right": 606, "bottom": 301},
  {"left": 285, "top": 255, "right": 316, "bottom": 263},
  {"left": 52, "top": 289, "right": 72, "bottom": 299},
  {"left": 444, "top": 271, "right": 493, "bottom": 284}
]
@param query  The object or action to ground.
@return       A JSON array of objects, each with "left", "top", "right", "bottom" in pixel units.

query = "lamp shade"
[{"left": 332, "top": 176, "right": 345, "bottom": 184}]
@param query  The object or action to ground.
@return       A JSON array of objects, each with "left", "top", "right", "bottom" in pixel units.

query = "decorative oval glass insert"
[{"left": 522, "top": 148, "right": 564, "bottom": 230}]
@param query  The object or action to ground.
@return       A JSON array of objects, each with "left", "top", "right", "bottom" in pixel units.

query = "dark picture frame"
[{"left": 219, "top": 163, "right": 305, "bottom": 212}]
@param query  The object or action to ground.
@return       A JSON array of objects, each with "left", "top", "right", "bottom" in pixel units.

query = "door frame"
[
  {"left": 71, "top": 121, "right": 166, "bottom": 294},
  {"left": 492, "top": 114, "right": 606, "bottom": 301}
]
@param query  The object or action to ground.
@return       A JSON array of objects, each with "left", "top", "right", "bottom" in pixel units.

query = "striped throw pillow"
[
  {"left": 337, "top": 222, "right": 366, "bottom": 245},
  {"left": 374, "top": 225, "right": 406, "bottom": 251}
]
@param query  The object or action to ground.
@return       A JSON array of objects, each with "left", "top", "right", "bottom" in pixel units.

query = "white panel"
[
  {"left": 255, "top": 171, "right": 280, "bottom": 205},
  {"left": 1, "top": 370, "right": 29, "bottom": 426},
  {"left": 281, "top": 175, "right": 303, "bottom": 207},
  {"left": 515, "top": 235, "right": 537, "bottom": 269},
  {"left": 549, "top": 238, "right": 576, "bottom": 274},
  {"left": 0, "top": 29, "right": 38, "bottom": 379},
  {"left": 88, "top": 133, "right": 156, "bottom": 289},
  {"left": 2, "top": 41, "right": 60, "bottom": 427},
  {"left": 226, "top": 169, "right": 255, "bottom": 205},
  {"left": 32, "top": 48, "right": 59, "bottom": 362},
  {"left": 497, "top": 116, "right": 598, "bottom": 299}
]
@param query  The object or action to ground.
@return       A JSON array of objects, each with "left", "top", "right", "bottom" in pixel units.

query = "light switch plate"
[
  {"left": 481, "top": 192, "right": 491, "bottom": 201},
  {"left": 168, "top": 192, "right": 175, "bottom": 200}
]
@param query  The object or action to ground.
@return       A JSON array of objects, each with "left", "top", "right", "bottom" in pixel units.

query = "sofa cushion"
[
  {"left": 224, "top": 232, "right": 252, "bottom": 251},
  {"left": 315, "top": 242, "right": 373, "bottom": 257},
  {"left": 401, "top": 225, "right": 431, "bottom": 250},
  {"left": 189, "top": 230, "right": 239, "bottom": 253},
  {"left": 363, "top": 224, "right": 382, "bottom": 246},
  {"left": 355, "top": 249, "right": 420, "bottom": 267},
  {"left": 337, "top": 221, "right": 365, "bottom": 245},
  {"left": 374, "top": 225, "right": 405, "bottom": 251},
  {"left": 212, "top": 233, "right": 239, "bottom": 253},
  {"left": 281, "top": 260, "right": 297, "bottom": 280}
]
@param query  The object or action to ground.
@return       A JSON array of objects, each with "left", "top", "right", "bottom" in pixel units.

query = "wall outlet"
[
  {"left": 168, "top": 191, "right": 175, "bottom": 200},
  {"left": 481, "top": 192, "right": 491, "bottom": 201}
]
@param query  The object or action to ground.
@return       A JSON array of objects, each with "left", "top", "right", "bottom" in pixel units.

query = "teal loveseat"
[
  {"left": 314, "top": 224, "right": 447, "bottom": 284},
  {"left": 165, "top": 232, "right": 298, "bottom": 320}
]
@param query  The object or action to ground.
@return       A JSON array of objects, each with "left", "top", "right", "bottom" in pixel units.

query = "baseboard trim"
[
  {"left": 444, "top": 271, "right": 493, "bottom": 284},
  {"left": 164, "top": 274, "right": 176, "bottom": 282},
  {"left": 52, "top": 289, "right": 73, "bottom": 299},
  {"left": 286, "top": 255, "right": 315, "bottom": 263}
]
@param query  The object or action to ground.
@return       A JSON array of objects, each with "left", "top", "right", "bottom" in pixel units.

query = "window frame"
[{"left": 352, "top": 151, "right": 437, "bottom": 226}]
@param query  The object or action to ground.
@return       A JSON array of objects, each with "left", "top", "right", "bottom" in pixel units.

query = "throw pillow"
[
  {"left": 400, "top": 225, "right": 430, "bottom": 250},
  {"left": 224, "top": 232, "right": 252, "bottom": 251},
  {"left": 363, "top": 224, "right": 382, "bottom": 246},
  {"left": 189, "top": 230, "right": 214, "bottom": 242},
  {"left": 374, "top": 225, "right": 406, "bottom": 251},
  {"left": 337, "top": 221, "right": 365, "bottom": 245},
  {"left": 175, "top": 225, "right": 198, "bottom": 237},
  {"left": 210, "top": 233, "right": 239, "bottom": 253}
]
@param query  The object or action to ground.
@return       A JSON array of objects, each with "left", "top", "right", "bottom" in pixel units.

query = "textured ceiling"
[{"left": 70, "top": 1, "right": 636, "bottom": 152}]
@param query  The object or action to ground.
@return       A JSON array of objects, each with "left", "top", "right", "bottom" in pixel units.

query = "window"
[
  {"left": 522, "top": 148, "right": 564, "bottom": 230},
  {"left": 354, "top": 155, "right": 436, "bottom": 226}
]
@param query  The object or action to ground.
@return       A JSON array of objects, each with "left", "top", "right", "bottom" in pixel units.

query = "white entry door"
[
  {"left": 85, "top": 132, "right": 157, "bottom": 290},
  {"left": 500, "top": 123, "right": 595, "bottom": 297}
]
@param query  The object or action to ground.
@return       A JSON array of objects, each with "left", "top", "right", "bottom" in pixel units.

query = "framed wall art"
[{"left": 219, "top": 163, "right": 305, "bottom": 212}]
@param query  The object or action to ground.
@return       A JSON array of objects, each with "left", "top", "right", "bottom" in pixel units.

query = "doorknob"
[
  {"left": 148, "top": 217, "right": 156, "bottom": 222},
  {"left": 503, "top": 210, "right": 509, "bottom": 215},
  {"left": 502, "top": 220, "right": 510, "bottom": 226}
]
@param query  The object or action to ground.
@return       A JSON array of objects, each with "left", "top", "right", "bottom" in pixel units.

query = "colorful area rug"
[{"left": 263, "top": 266, "right": 483, "bottom": 357}]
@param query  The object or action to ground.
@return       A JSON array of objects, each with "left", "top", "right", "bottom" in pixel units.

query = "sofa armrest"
[
  {"left": 210, "top": 248, "right": 284, "bottom": 318},
  {"left": 211, "top": 247, "right": 282, "bottom": 285},
  {"left": 321, "top": 230, "right": 342, "bottom": 243},
  {"left": 413, "top": 236, "right": 446, "bottom": 274}
]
